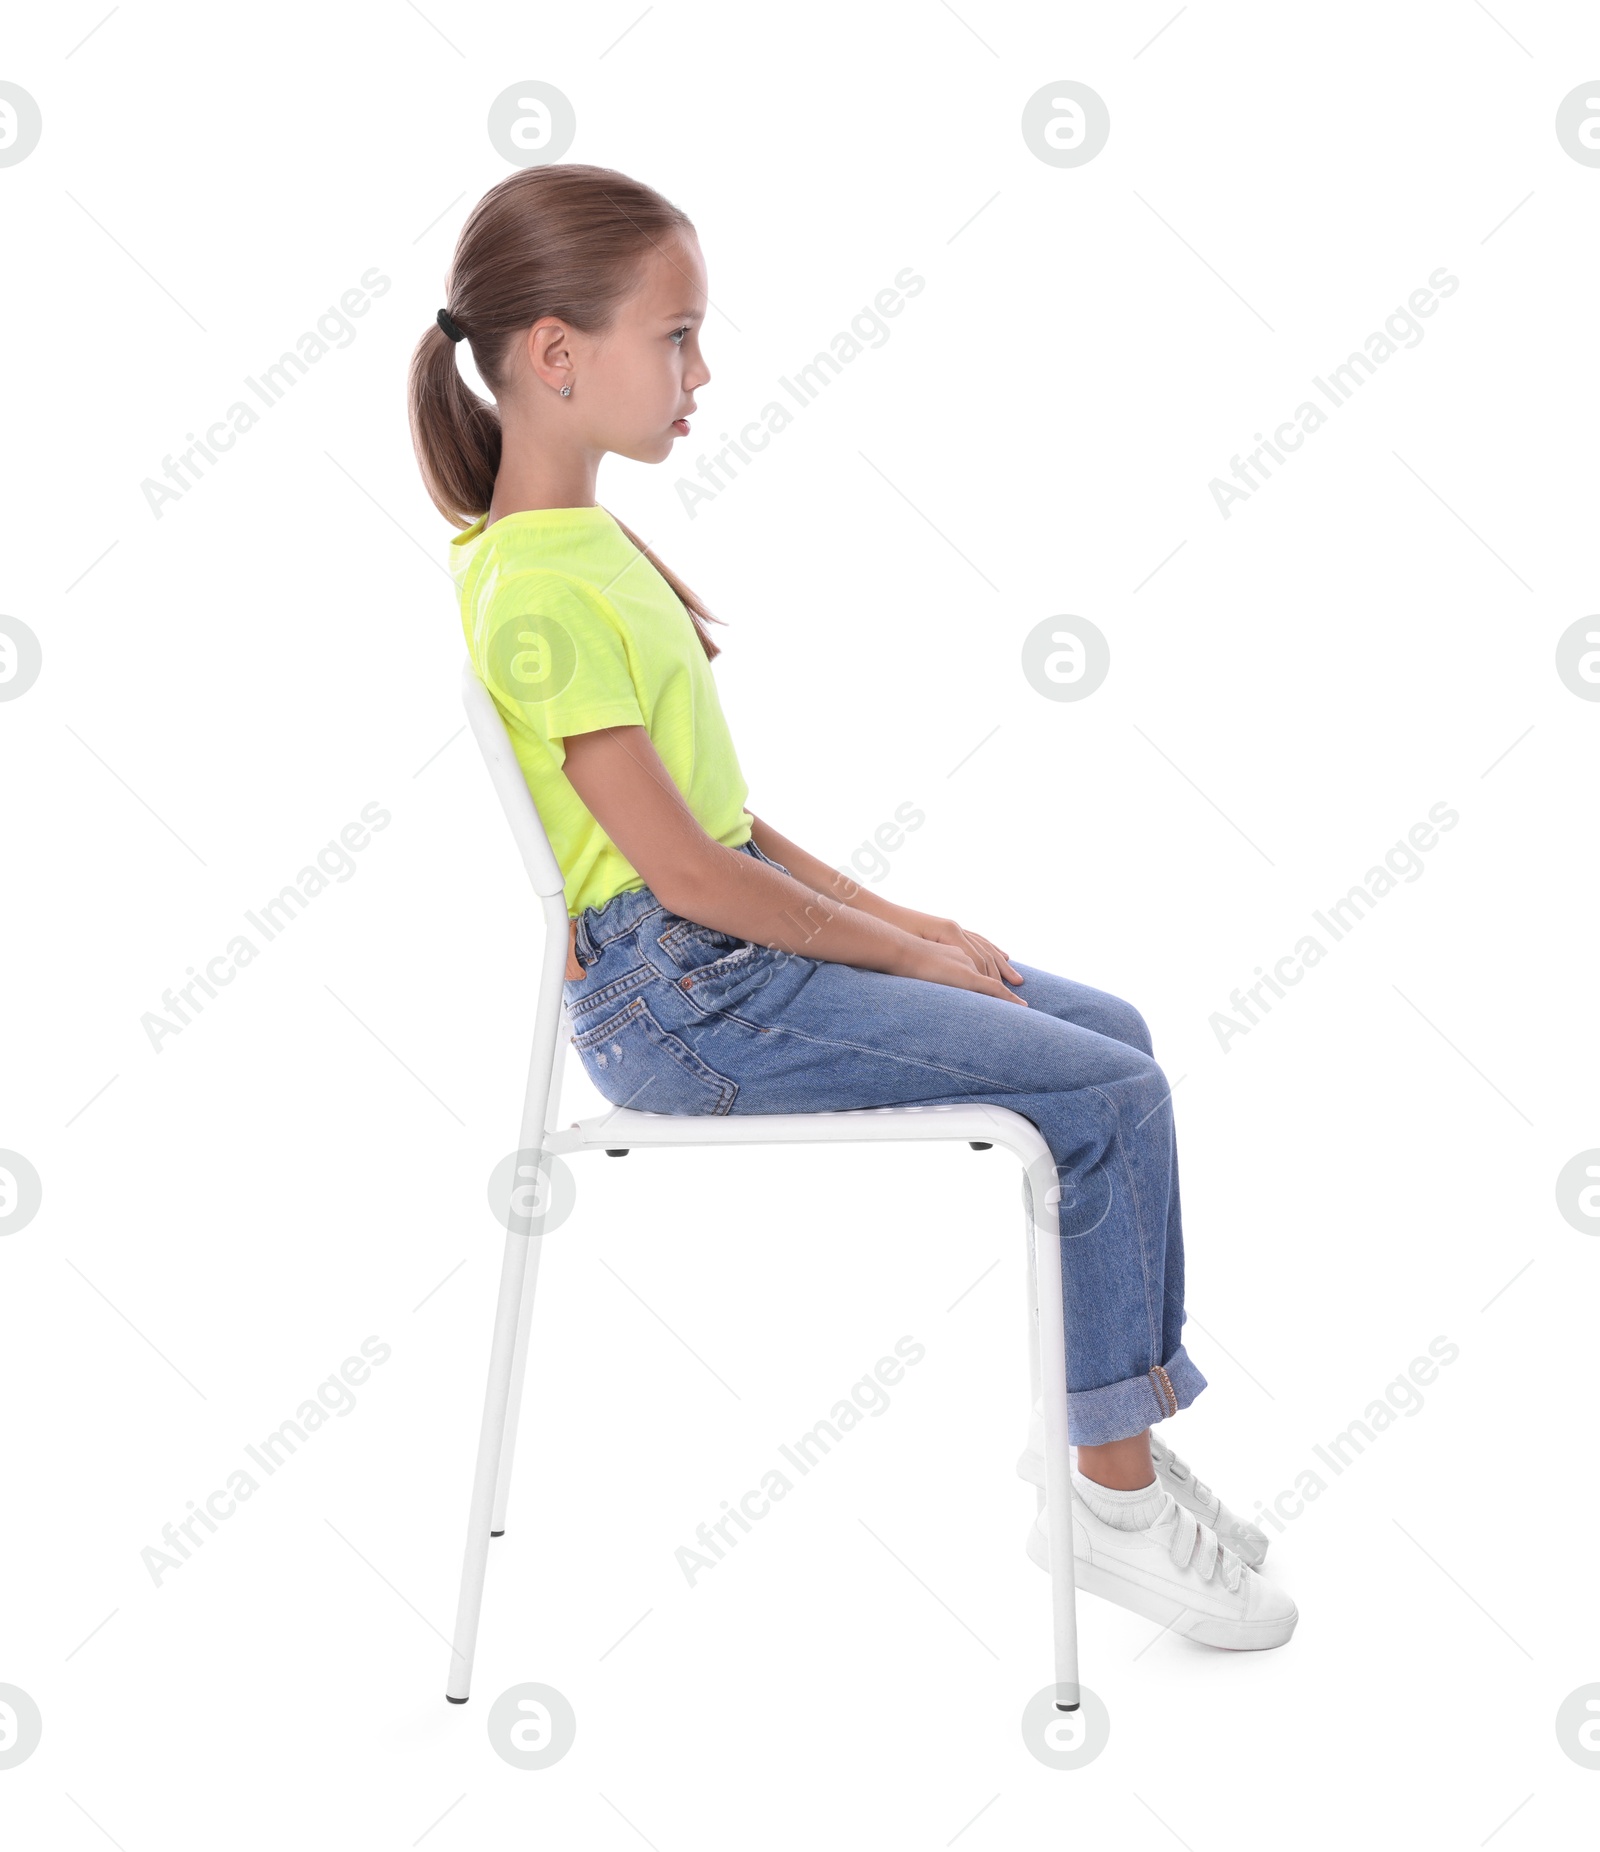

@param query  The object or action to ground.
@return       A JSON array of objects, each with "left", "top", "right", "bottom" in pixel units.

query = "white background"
[{"left": 3, "top": 0, "right": 1597, "bottom": 1841}]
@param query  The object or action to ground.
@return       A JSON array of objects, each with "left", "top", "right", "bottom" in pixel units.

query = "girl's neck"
[{"left": 487, "top": 422, "right": 601, "bottom": 525}]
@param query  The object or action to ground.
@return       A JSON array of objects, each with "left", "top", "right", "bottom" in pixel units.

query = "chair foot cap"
[
  {"left": 490, "top": 1529, "right": 504, "bottom": 1537},
  {"left": 969, "top": 1140, "right": 993, "bottom": 1149},
  {"left": 446, "top": 1694, "right": 469, "bottom": 1705}
]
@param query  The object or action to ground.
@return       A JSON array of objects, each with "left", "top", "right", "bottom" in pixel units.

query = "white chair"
[{"left": 446, "top": 660, "right": 1081, "bottom": 1712}]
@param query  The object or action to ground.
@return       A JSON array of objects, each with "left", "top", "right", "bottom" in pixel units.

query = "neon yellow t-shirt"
[{"left": 450, "top": 504, "right": 753, "bottom": 917}]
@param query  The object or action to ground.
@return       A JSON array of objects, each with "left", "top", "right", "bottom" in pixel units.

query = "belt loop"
[{"left": 574, "top": 911, "right": 595, "bottom": 967}]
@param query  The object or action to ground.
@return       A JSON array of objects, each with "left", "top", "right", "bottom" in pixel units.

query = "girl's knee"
[
  {"left": 1128, "top": 1045, "right": 1168, "bottom": 1097},
  {"left": 1100, "top": 996, "right": 1153, "bottom": 1056},
  {"left": 1096, "top": 1042, "right": 1168, "bottom": 1100}
]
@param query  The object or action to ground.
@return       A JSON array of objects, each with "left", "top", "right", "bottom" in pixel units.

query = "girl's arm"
[
  {"left": 745, "top": 814, "right": 905, "bottom": 925},
  {"left": 559, "top": 728, "right": 1025, "bottom": 1004}
]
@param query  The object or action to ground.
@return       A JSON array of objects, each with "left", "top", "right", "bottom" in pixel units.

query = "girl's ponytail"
[
  {"left": 407, "top": 163, "right": 726, "bottom": 663},
  {"left": 407, "top": 318, "right": 501, "bottom": 530}
]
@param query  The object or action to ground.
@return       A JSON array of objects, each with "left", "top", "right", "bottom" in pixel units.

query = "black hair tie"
[{"left": 436, "top": 307, "right": 466, "bottom": 343}]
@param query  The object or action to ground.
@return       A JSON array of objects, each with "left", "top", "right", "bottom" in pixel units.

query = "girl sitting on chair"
[{"left": 408, "top": 162, "right": 1296, "bottom": 1655}]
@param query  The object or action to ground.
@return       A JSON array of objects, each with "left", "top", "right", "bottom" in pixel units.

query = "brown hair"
[{"left": 407, "top": 163, "right": 726, "bottom": 661}]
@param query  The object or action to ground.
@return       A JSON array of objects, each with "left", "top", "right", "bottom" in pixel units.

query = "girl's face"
[{"left": 574, "top": 230, "right": 711, "bottom": 465}]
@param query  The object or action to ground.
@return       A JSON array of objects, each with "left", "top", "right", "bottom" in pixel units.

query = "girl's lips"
[{"left": 671, "top": 418, "right": 690, "bottom": 435}]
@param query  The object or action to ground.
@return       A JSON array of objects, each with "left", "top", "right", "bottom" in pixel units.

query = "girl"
[{"left": 409, "top": 163, "right": 1296, "bottom": 1653}]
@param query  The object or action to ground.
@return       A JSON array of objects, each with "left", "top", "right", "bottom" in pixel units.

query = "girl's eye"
[{"left": 670, "top": 325, "right": 690, "bottom": 345}]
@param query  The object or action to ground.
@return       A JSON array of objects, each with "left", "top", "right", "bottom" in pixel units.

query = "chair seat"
[{"left": 545, "top": 1100, "right": 1056, "bottom": 1176}]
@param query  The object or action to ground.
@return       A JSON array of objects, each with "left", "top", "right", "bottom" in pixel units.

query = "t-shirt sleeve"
[{"left": 475, "top": 569, "right": 646, "bottom": 766}]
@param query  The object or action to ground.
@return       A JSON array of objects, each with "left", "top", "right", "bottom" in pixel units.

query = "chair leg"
[
  {"left": 491, "top": 1015, "right": 571, "bottom": 1537},
  {"left": 1025, "top": 1157, "right": 1081, "bottom": 1711},
  {"left": 490, "top": 1229, "right": 546, "bottom": 1535},
  {"left": 446, "top": 1227, "right": 536, "bottom": 1703},
  {"left": 447, "top": 929, "right": 570, "bottom": 1704},
  {"left": 1022, "top": 1186, "right": 1047, "bottom": 1518}
]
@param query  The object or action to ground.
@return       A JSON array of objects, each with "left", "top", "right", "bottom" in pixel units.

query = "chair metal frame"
[{"left": 446, "top": 660, "right": 1081, "bottom": 1710}]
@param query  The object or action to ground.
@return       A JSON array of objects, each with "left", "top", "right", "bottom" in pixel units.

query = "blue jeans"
[{"left": 563, "top": 838, "right": 1207, "bottom": 1446}]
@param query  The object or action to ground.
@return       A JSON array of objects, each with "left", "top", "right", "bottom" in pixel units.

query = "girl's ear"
[{"left": 526, "top": 318, "right": 575, "bottom": 395}]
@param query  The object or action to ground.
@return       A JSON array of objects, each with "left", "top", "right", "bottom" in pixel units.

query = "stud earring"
[{"left": 559, "top": 384, "right": 571, "bottom": 397}]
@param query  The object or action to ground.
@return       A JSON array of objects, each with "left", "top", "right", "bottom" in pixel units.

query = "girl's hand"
[
  {"left": 886, "top": 905, "right": 1027, "bottom": 1000},
  {"left": 898, "top": 934, "right": 1030, "bottom": 1004}
]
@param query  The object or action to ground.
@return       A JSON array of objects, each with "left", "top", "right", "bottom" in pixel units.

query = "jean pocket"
[
  {"left": 672, "top": 938, "right": 789, "bottom": 1025},
  {"left": 681, "top": 940, "right": 763, "bottom": 992},
  {"left": 656, "top": 915, "right": 750, "bottom": 973},
  {"left": 571, "top": 995, "right": 738, "bottom": 1115}
]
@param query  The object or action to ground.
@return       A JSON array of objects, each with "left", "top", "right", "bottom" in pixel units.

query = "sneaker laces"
[{"left": 1148, "top": 1496, "right": 1247, "bottom": 1595}]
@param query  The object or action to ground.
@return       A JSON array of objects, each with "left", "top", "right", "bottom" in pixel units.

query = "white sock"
[{"left": 1072, "top": 1467, "right": 1167, "bottom": 1531}]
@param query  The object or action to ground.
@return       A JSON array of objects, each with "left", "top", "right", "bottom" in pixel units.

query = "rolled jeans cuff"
[{"left": 1066, "top": 1342, "right": 1207, "bottom": 1446}]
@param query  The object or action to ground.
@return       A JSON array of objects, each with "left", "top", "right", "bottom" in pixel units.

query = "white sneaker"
[
  {"left": 1026, "top": 1489, "right": 1298, "bottom": 1651},
  {"left": 1015, "top": 1400, "right": 1270, "bottom": 1568}
]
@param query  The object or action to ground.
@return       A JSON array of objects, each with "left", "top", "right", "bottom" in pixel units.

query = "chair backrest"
[
  {"left": 459, "top": 659, "right": 568, "bottom": 904},
  {"left": 461, "top": 659, "right": 576, "bottom": 1129}
]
